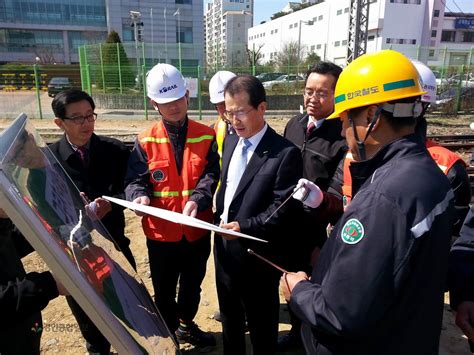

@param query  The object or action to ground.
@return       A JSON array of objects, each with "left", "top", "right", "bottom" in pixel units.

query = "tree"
[
  {"left": 274, "top": 41, "right": 304, "bottom": 71},
  {"left": 271, "top": 11, "right": 286, "bottom": 20},
  {"left": 304, "top": 52, "right": 321, "bottom": 68},
  {"left": 101, "top": 31, "right": 135, "bottom": 90},
  {"left": 246, "top": 43, "right": 264, "bottom": 67}
]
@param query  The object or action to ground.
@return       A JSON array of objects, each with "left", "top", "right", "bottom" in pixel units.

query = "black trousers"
[
  {"left": 215, "top": 248, "right": 280, "bottom": 355},
  {"left": 67, "top": 240, "right": 136, "bottom": 355},
  {"left": 147, "top": 234, "right": 211, "bottom": 333}
]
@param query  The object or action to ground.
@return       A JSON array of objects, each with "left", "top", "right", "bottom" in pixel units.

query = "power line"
[
  {"left": 451, "top": 0, "right": 465, "bottom": 14},
  {"left": 440, "top": 0, "right": 455, "bottom": 14}
]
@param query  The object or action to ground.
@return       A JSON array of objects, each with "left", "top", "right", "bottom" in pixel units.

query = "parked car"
[
  {"left": 432, "top": 86, "right": 474, "bottom": 111},
  {"left": 256, "top": 72, "right": 285, "bottom": 83},
  {"left": 262, "top": 74, "right": 305, "bottom": 90},
  {"left": 435, "top": 73, "right": 474, "bottom": 89},
  {"left": 47, "top": 77, "right": 74, "bottom": 97}
]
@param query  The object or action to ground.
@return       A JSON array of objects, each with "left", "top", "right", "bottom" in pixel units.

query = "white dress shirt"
[{"left": 221, "top": 123, "right": 268, "bottom": 224}]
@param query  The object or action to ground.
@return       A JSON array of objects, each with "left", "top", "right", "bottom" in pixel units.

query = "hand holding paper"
[{"left": 103, "top": 196, "right": 267, "bottom": 243}]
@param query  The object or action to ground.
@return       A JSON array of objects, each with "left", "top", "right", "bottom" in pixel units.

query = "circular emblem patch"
[
  {"left": 212, "top": 141, "right": 218, "bottom": 153},
  {"left": 152, "top": 169, "right": 165, "bottom": 182},
  {"left": 341, "top": 218, "right": 365, "bottom": 244}
]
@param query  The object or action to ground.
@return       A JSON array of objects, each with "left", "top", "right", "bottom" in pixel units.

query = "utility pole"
[
  {"left": 297, "top": 19, "right": 314, "bottom": 69},
  {"left": 130, "top": 11, "right": 143, "bottom": 85},
  {"left": 347, "top": 0, "right": 369, "bottom": 64}
]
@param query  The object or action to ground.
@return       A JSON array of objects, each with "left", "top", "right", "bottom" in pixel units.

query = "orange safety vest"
[
  {"left": 138, "top": 120, "right": 215, "bottom": 242},
  {"left": 342, "top": 140, "right": 466, "bottom": 211},
  {"left": 425, "top": 139, "right": 466, "bottom": 174}
]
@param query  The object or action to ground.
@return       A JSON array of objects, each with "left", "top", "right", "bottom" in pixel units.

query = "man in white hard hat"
[
  {"left": 412, "top": 60, "right": 470, "bottom": 236},
  {"left": 125, "top": 63, "right": 219, "bottom": 348},
  {"left": 209, "top": 70, "right": 236, "bottom": 163}
]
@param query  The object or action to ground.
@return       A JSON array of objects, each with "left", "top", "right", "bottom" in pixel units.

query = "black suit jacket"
[
  {"left": 215, "top": 125, "right": 304, "bottom": 271},
  {"left": 49, "top": 134, "right": 130, "bottom": 248}
]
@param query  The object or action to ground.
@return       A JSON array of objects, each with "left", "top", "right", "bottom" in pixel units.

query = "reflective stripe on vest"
[
  {"left": 153, "top": 190, "right": 195, "bottom": 197},
  {"left": 140, "top": 135, "right": 213, "bottom": 145},
  {"left": 138, "top": 120, "right": 215, "bottom": 242}
]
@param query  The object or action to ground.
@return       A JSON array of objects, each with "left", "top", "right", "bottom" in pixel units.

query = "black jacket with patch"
[{"left": 290, "top": 134, "right": 455, "bottom": 354}]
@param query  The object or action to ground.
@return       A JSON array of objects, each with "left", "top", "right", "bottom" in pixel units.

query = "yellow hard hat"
[{"left": 328, "top": 50, "right": 426, "bottom": 119}]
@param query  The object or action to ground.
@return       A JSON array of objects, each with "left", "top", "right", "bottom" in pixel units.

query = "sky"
[{"left": 204, "top": 0, "right": 474, "bottom": 25}]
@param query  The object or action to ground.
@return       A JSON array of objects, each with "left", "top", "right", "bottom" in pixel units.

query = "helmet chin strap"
[{"left": 348, "top": 106, "right": 383, "bottom": 161}]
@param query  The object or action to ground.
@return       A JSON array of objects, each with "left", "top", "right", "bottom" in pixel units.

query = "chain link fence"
[{"left": 1, "top": 43, "right": 473, "bottom": 119}]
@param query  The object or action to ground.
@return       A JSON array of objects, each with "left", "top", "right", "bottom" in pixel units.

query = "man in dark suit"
[
  {"left": 215, "top": 75, "right": 303, "bottom": 354},
  {"left": 49, "top": 89, "right": 136, "bottom": 355}
]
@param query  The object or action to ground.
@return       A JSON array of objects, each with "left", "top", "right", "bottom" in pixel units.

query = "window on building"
[
  {"left": 431, "top": 30, "right": 437, "bottom": 37},
  {"left": 429, "top": 49, "right": 435, "bottom": 57},
  {"left": 318, "top": 15, "right": 323, "bottom": 20},
  {"left": 335, "top": 41, "right": 340, "bottom": 47},
  {"left": 313, "top": 17, "right": 317, "bottom": 22},
  {"left": 337, "top": 9, "right": 342, "bottom": 15},
  {"left": 342, "top": 39, "right": 347, "bottom": 45},
  {"left": 441, "top": 30, "right": 455, "bottom": 42},
  {"left": 289, "top": 24, "right": 293, "bottom": 29},
  {"left": 275, "top": 29, "right": 278, "bottom": 33},
  {"left": 310, "top": 45, "right": 315, "bottom": 51},
  {"left": 294, "top": 23, "right": 298, "bottom": 28},
  {"left": 344, "top": 7, "right": 349, "bottom": 13},
  {"left": 386, "top": 38, "right": 392, "bottom": 44},
  {"left": 175, "top": 0, "right": 192, "bottom": 4},
  {"left": 434, "top": 9, "right": 440, "bottom": 17},
  {"left": 368, "top": 35, "right": 375, "bottom": 41},
  {"left": 316, "top": 44, "right": 321, "bottom": 49},
  {"left": 176, "top": 26, "right": 193, "bottom": 43},
  {"left": 464, "top": 32, "right": 474, "bottom": 43},
  {"left": 271, "top": 30, "right": 274, "bottom": 34}
]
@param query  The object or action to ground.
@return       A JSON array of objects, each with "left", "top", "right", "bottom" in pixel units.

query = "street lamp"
[
  {"left": 173, "top": 8, "right": 182, "bottom": 71},
  {"left": 130, "top": 11, "right": 143, "bottom": 85},
  {"left": 297, "top": 19, "right": 314, "bottom": 68}
]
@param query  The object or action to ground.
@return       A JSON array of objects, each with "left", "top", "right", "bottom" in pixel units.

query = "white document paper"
[{"left": 103, "top": 196, "right": 268, "bottom": 243}]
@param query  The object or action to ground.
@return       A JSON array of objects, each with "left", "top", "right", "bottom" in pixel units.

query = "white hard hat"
[
  {"left": 209, "top": 70, "right": 236, "bottom": 104},
  {"left": 411, "top": 60, "right": 437, "bottom": 103},
  {"left": 146, "top": 63, "right": 187, "bottom": 104}
]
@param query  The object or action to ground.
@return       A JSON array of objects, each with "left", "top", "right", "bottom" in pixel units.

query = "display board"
[{"left": 0, "top": 114, "right": 179, "bottom": 354}]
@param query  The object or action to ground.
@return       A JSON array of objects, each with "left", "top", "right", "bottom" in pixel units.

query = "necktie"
[
  {"left": 306, "top": 121, "right": 316, "bottom": 136},
  {"left": 77, "top": 146, "right": 89, "bottom": 167},
  {"left": 222, "top": 139, "right": 252, "bottom": 223}
]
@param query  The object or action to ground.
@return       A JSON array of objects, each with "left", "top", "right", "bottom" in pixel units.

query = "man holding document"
[
  {"left": 214, "top": 74, "right": 303, "bottom": 354},
  {"left": 125, "top": 63, "right": 219, "bottom": 348}
]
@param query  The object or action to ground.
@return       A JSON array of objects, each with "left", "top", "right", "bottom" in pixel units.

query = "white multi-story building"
[
  {"left": 248, "top": 0, "right": 474, "bottom": 67},
  {"left": 204, "top": 0, "right": 254, "bottom": 68}
]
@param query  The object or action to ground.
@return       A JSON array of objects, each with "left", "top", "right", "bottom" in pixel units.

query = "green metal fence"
[{"left": 1, "top": 43, "right": 473, "bottom": 119}]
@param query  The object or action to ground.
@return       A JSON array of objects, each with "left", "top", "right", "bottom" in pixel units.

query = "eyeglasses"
[
  {"left": 64, "top": 113, "right": 97, "bottom": 125},
  {"left": 304, "top": 89, "right": 333, "bottom": 100},
  {"left": 223, "top": 108, "right": 254, "bottom": 120}
]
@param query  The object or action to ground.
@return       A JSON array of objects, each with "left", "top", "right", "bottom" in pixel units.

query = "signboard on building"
[{"left": 455, "top": 18, "right": 474, "bottom": 29}]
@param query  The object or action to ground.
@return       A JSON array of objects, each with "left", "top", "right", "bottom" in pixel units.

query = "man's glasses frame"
[
  {"left": 64, "top": 113, "right": 97, "bottom": 125},
  {"left": 222, "top": 108, "right": 255, "bottom": 121}
]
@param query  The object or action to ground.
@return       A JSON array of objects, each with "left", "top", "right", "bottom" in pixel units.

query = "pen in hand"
[{"left": 264, "top": 185, "right": 303, "bottom": 224}]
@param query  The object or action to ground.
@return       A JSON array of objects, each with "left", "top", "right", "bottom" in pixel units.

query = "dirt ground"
[{"left": 2, "top": 114, "right": 474, "bottom": 354}]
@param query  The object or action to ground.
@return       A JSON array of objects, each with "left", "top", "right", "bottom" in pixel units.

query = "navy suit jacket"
[{"left": 215, "top": 125, "right": 304, "bottom": 271}]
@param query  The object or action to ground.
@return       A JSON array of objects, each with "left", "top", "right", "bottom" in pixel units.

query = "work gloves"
[{"left": 292, "top": 178, "right": 323, "bottom": 208}]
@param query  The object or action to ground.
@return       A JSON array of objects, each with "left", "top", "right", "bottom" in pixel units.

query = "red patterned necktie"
[
  {"left": 306, "top": 121, "right": 316, "bottom": 136},
  {"left": 77, "top": 146, "right": 89, "bottom": 167}
]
